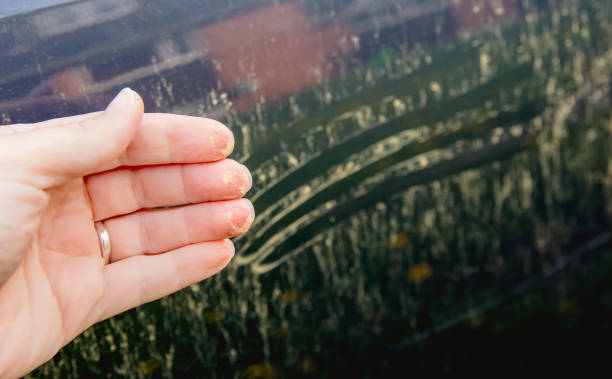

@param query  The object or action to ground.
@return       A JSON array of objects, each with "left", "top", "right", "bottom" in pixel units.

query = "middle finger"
[{"left": 86, "top": 159, "right": 252, "bottom": 220}]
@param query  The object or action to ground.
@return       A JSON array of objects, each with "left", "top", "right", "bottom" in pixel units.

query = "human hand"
[{"left": 0, "top": 88, "right": 254, "bottom": 378}]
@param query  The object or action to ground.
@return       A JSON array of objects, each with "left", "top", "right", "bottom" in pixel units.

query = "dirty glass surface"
[{"left": 2, "top": 0, "right": 612, "bottom": 376}]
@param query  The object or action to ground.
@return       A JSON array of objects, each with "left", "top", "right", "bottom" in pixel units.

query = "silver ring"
[{"left": 94, "top": 221, "right": 111, "bottom": 263}]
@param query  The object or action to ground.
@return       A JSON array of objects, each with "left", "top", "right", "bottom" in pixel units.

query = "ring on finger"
[{"left": 94, "top": 221, "right": 111, "bottom": 264}]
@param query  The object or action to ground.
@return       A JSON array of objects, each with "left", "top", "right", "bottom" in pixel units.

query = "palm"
[
  {"left": 0, "top": 94, "right": 253, "bottom": 377},
  {"left": 33, "top": 179, "right": 106, "bottom": 343}
]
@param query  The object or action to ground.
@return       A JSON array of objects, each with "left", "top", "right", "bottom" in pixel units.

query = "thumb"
[{"left": 1, "top": 88, "right": 144, "bottom": 189}]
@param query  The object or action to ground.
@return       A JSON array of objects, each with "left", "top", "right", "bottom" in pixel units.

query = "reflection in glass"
[{"left": 1, "top": 0, "right": 612, "bottom": 376}]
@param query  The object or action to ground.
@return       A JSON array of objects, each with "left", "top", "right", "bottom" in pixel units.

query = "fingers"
[
  {"left": 86, "top": 159, "right": 252, "bottom": 220},
  {"left": 102, "top": 198, "right": 254, "bottom": 262},
  {"left": 0, "top": 88, "right": 143, "bottom": 189},
  {"left": 96, "top": 239, "right": 234, "bottom": 321}
]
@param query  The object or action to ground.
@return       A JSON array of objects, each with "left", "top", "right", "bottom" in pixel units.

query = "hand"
[{"left": 0, "top": 88, "right": 254, "bottom": 378}]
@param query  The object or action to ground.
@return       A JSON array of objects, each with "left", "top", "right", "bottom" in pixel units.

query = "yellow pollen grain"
[
  {"left": 221, "top": 141, "right": 233, "bottom": 156},
  {"left": 228, "top": 210, "right": 254, "bottom": 233},
  {"left": 242, "top": 212, "right": 254, "bottom": 232},
  {"left": 223, "top": 170, "right": 249, "bottom": 195},
  {"left": 209, "top": 132, "right": 233, "bottom": 156}
]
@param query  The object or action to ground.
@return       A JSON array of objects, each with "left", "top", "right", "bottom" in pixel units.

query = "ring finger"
[{"left": 100, "top": 198, "right": 254, "bottom": 262}]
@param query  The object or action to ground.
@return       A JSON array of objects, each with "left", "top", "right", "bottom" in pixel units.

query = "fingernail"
[
  {"left": 209, "top": 130, "right": 234, "bottom": 157},
  {"left": 241, "top": 164, "right": 253, "bottom": 190},
  {"left": 228, "top": 201, "right": 254, "bottom": 234},
  {"left": 223, "top": 166, "right": 252, "bottom": 195},
  {"left": 228, "top": 239, "right": 235, "bottom": 259},
  {"left": 105, "top": 87, "right": 134, "bottom": 112}
]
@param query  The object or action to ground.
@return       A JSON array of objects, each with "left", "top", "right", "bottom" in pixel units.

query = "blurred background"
[{"left": 2, "top": 0, "right": 612, "bottom": 376}]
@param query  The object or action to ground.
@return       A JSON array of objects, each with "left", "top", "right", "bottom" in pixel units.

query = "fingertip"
[
  {"left": 208, "top": 121, "right": 235, "bottom": 158},
  {"left": 227, "top": 239, "right": 236, "bottom": 260},
  {"left": 129, "top": 88, "right": 145, "bottom": 115},
  {"left": 227, "top": 199, "right": 255, "bottom": 235},
  {"left": 211, "top": 239, "right": 235, "bottom": 269},
  {"left": 105, "top": 88, "right": 144, "bottom": 122},
  {"left": 240, "top": 163, "right": 253, "bottom": 192},
  {"left": 221, "top": 162, "right": 252, "bottom": 197},
  {"left": 245, "top": 198, "right": 255, "bottom": 218},
  {"left": 95, "top": 88, "right": 144, "bottom": 163},
  {"left": 105, "top": 88, "right": 130, "bottom": 112}
]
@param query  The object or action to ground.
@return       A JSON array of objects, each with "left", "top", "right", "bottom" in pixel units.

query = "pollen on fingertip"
[
  {"left": 221, "top": 139, "right": 234, "bottom": 156},
  {"left": 228, "top": 207, "right": 254, "bottom": 234},
  {"left": 209, "top": 131, "right": 233, "bottom": 157},
  {"left": 223, "top": 169, "right": 251, "bottom": 195}
]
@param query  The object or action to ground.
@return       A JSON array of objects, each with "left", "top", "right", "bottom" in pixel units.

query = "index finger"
[
  {"left": 2, "top": 112, "right": 235, "bottom": 166},
  {"left": 118, "top": 113, "right": 234, "bottom": 166}
]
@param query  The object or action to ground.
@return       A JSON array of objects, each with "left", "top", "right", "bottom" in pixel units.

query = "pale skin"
[{"left": 0, "top": 88, "right": 254, "bottom": 378}]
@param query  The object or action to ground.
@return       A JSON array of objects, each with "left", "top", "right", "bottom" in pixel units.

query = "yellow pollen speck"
[
  {"left": 223, "top": 170, "right": 250, "bottom": 195},
  {"left": 228, "top": 210, "right": 254, "bottom": 233},
  {"left": 241, "top": 363, "right": 281, "bottom": 379},
  {"left": 298, "top": 358, "right": 319, "bottom": 374},
  {"left": 387, "top": 234, "right": 411, "bottom": 249},
  {"left": 205, "top": 309, "right": 225, "bottom": 323},
  {"left": 209, "top": 132, "right": 233, "bottom": 156},
  {"left": 137, "top": 359, "right": 161, "bottom": 375},
  {"left": 406, "top": 262, "right": 433, "bottom": 283},
  {"left": 221, "top": 141, "right": 233, "bottom": 156},
  {"left": 280, "top": 289, "right": 299, "bottom": 304}
]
